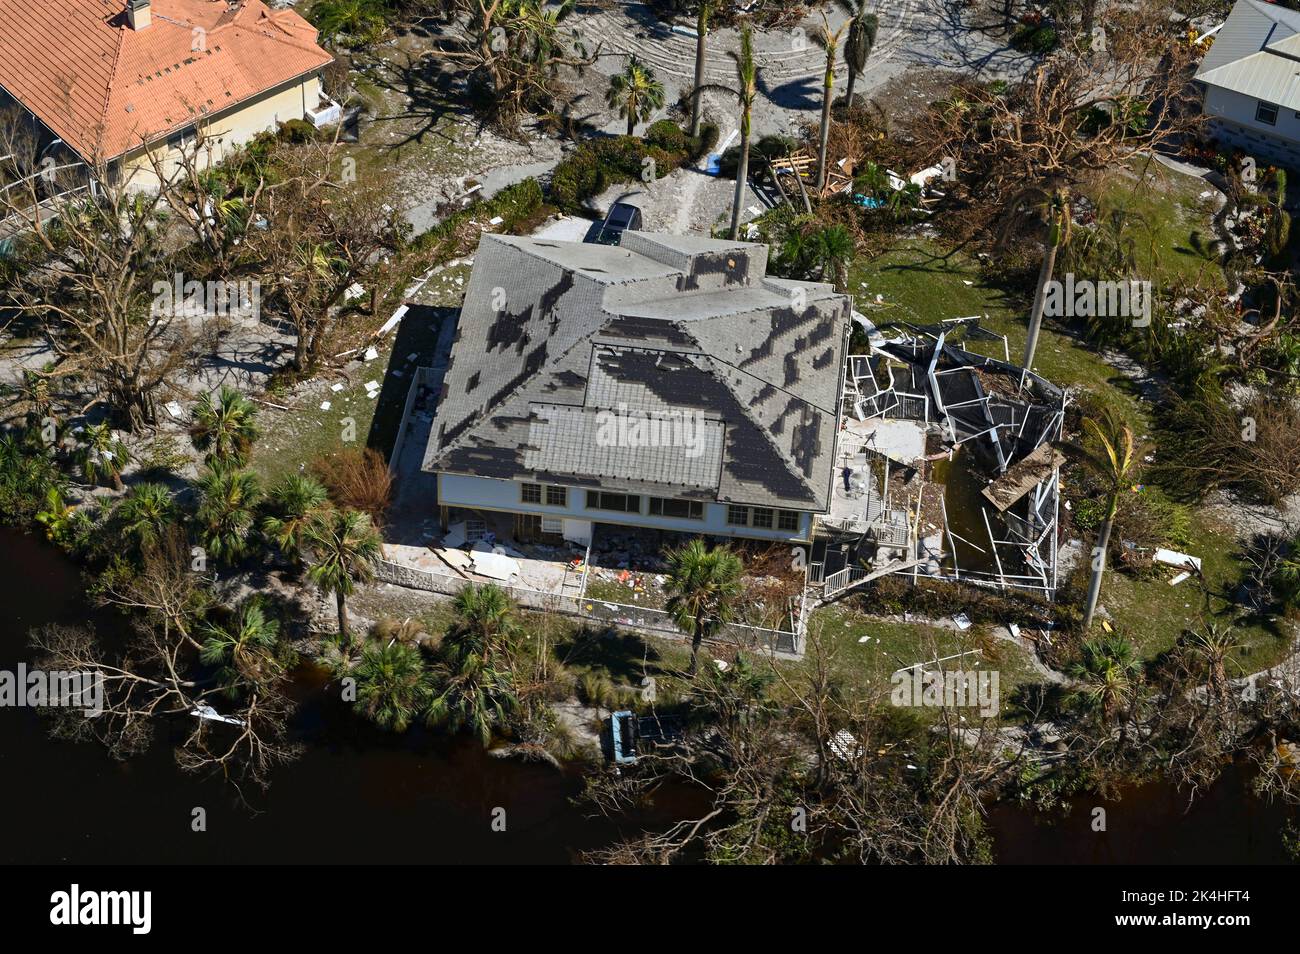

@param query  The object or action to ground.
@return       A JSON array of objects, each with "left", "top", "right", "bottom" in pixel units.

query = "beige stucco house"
[{"left": 0, "top": 0, "right": 334, "bottom": 191}]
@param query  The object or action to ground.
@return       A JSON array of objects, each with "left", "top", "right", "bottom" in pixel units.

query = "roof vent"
[{"left": 127, "top": 0, "right": 151, "bottom": 30}]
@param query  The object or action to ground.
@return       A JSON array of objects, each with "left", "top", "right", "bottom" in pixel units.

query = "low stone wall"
[{"left": 374, "top": 559, "right": 801, "bottom": 656}]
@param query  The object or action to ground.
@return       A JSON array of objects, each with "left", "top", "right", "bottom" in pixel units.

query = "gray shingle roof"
[{"left": 420, "top": 231, "right": 851, "bottom": 511}]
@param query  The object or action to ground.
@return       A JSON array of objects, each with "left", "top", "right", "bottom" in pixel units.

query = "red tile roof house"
[{"left": 0, "top": 0, "right": 333, "bottom": 191}]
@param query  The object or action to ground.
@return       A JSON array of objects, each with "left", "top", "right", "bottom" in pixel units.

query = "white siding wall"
[
  {"left": 1203, "top": 85, "right": 1300, "bottom": 169},
  {"left": 438, "top": 473, "right": 814, "bottom": 542}
]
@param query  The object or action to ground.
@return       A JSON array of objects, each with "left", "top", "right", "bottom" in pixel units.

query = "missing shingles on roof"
[
  {"left": 813, "top": 347, "right": 835, "bottom": 369},
  {"left": 485, "top": 304, "right": 533, "bottom": 353},
  {"left": 678, "top": 250, "right": 750, "bottom": 291},
  {"left": 466, "top": 370, "right": 480, "bottom": 393},
  {"left": 739, "top": 304, "right": 821, "bottom": 369},
  {"left": 784, "top": 350, "right": 800, "bottom": 387}
]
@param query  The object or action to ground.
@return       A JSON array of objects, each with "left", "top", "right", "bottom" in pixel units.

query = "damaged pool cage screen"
[{"left": 826, "top": 316, "right": 1069, "bottom": 598}]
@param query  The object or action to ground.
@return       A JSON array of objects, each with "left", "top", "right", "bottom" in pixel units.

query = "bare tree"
[{"left": 0, "top": 113, "right": 193, "bottom": 430}]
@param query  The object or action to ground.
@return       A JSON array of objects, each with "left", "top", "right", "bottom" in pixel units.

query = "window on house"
[
  {"left": 778, "top": 510, "right": 800, "bottom": 532},
  {"left": 167, "top": 128, "right": 196, "bottom": 151},
  {"left": 1257, "top": 100, "right": 1279, "bottom": 126},
  {"left": 521, "top": 483, "right": 542, "bottom": 504},
  {"left": 586, "top": 491, "right": 640, "bottom": 513},
  {"left": 649, "top": 497, "right": 704, "bottom": 520},
  {"left": 726, "top": 505, "right": 750, "bottom": 526},
  {"left": 545, "top": 486, "right": 567, "bottom": 507},
  {"left": 751, "top": 507, "right": 774, "bottom": 529}
]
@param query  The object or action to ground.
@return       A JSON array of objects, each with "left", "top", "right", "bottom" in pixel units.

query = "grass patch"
[
  {"left": 1097, "top": 510, "right": 1293, "bottom": 670},
  {"left": 849, "top": 238, "right": 1152, "bottom": 427},
  {"left": 1076, "top": 159, "right": 1226, "bottom": 292}
]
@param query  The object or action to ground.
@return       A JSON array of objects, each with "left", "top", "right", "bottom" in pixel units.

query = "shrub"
[
  {"left": 547, "top": 123, "right": 711, "bottom": 212},
  {"left": 311, "top": 447, "right": 392, "bottom": 524},
  {"left": 410, "top": 177, "right": 545, "bottom": 261},
  {"left": 278, "top": 119, "right": 319, "bottom": 144}
]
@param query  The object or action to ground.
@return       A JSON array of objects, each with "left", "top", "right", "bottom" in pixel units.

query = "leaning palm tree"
[
  {"left": 1005, "top": 185, "right": 1072, "bottom": 371},
  {"left": 115, "top": 482, "right": 176, "bottom": 549},
  {"left": 355, "top": 640, "right": 432, "bottom": 732},
  {"left": 699, "top": 24, "right": 758, "bottom": 239},
  {"left": 304, "top": 508, "right": 382, "bottom": 643},
  {"left": 688, "top": 0, "right": 715, "bottom": 137},
  {"left": 76, "top": 423, "right": 129, "bottom": 491},
  {"left": 841, "top": 1, "right": 878, "bottom": 111},
  {"left": 1073, "top": 408, "right": 1136, "bottom": 630},
  {"left": 262, "top": 474, "right": 331, "bottom": 563},
  {"left": 195, "top": 465, "right": 262, "bottom": 565},
  {"left": 190, "top": 386, "right": 259, "bottom": 468},
  {"left": 200, "top": 597, "right": 283, "bottom": 697},
  {"left": 1067, "top": 635, "right": 1141, "bottom": 727},
  {"left": 815, "top": 14, "right": 849, "bottom": 193},
  {"left": 606, "top": 56, "right": 666, "bottom": 137},
  {"left": 664, "top": 538, "right": 745, "bottom": 675}
]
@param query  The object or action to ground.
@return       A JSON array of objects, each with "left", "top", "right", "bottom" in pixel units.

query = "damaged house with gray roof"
[
  {"left": 415, "top": 231, "right": 852, "bottom": 550},
  {"left": 391, "top": 231, "right": 1068, "bottom": 617}
]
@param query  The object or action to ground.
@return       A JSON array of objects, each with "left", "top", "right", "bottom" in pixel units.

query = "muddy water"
[
  {"left": 0, "top": 529, "right": 696, "bottom": 864},
  {"left": 0, "top": 528, "right": 1292, "bottom": 864}
]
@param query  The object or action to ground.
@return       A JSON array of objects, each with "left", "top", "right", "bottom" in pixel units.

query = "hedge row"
[
  {"left": 410, "top": 178, "right": 546, "bottom": 260},
  {"left": 548, "top": 121, "right": 718, "bottom": 212}
]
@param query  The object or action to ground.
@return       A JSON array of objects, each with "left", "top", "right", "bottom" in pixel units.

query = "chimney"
[{"left": 127, "top": 0, "right": 151, "bottom": 30}]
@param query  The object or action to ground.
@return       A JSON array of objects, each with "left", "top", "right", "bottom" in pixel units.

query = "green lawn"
[
  {"left": 802, "top": 605, "right": 1041, "bottom": 712},
  {"left": 249, "top": 264, "right": 470, "bottom": 485},
  {"left": 849, "top": 237, "right": 1152, "bottom": 428},
  {"left": 1095, "top": 511, "right": 1294, "bottom": 670},
  {"left": 1077, "top": 159, "right": 1227, "bottom": 292}
]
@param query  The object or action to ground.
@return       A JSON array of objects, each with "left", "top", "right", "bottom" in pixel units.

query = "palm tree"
[
  {"left": 262, "top": 474, "right": 330, "bottom": 563},
  {"left": 200, "top": 597, "right": 283, "bottom": 696},
  {"left": 1180, "top": 623, "right": 1241, "bottom": 704},
  {"left": 813, "top": 224, "right": 855, "bottom": 290},
  {"left": 195, "top": 466, "right": 262, "bottom": 564},
  {"left": 688, "top": 0, "right": 714, "bottom": 138},
  {"left": 1011, "top": 185, "right": 1072, "bottom": 372},
  {"left": 853, "top": 159, "right": 890, "bottom": 201},
  {"left": 355, "top": 640, "right": 432, "bottom": 732},
  {"left": 777, "top": 222, "right": 817, "bottom": 279},
  {"left": 606, "top": 56, "right": 666, "bottom": 137},
  {"left": 699, "top": 24, "right": 758, "bottom": 240},
  {"left": 450, "top": 583, "right": 520, "bottom": 654},
  {"left": 841, "top": 2, "right": 878, "bottom": 111},
  {"left": 815, "top": 15, "right": 849, "bottom": 193},
  {"left": 1067, "top": 634, "right": 1141, "bottom": 726},
  {"left": 190, "top": 387, "right": 259, "bottom": 468},
  {"left": 35, "top": 486, "right": 76, "bottom": 546},
  {"left": 311, "top": 0, "right": 388, "bottom": 47},
  {"left": 115, "top": 482, "right": 176, "bottom": 549},
  {"left": 664, "top": 538, "right": 745, "bottom": 675},
  {"left": 424, "top": 583, "right": 521, "bottom": 745},
  {"left": 1273, "top": 536, "right": 1300, "bottom": 611},
  {"left": 76, "top": 423, "right": 129, "bottom": 490},
  {"left": 1074, "top": 408, "right": 1136, "bottom": 630},
  {"left": 304, "top": 508, "right": 382, "bottom": 643}
]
